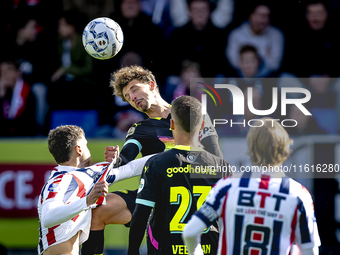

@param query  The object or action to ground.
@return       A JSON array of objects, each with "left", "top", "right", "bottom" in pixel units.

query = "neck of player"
[
  {"left": 146, "top": 98, "right": 171, "bottom": 118},
  {"left": 174, "top": 131, "right": 200, "bottom": 147}
]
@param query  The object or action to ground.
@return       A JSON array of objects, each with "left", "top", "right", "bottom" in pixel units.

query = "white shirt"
[
  {"left": 37, "top": 156, "right": 154, "bottom": 254},
  {"left": 183, "top": 171, "right": 321, "bottom": 255}
]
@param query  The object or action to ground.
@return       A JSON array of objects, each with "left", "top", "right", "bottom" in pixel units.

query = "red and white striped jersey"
[
  {"left": 195, "top": 171, "right": 321, "bottom": 255},
  {"left": 37, "top": 162, "right": 110, "bottom": 254}
]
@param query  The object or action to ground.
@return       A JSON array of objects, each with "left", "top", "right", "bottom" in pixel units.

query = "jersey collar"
[
  {"left": 173, "top": 145, "right": 204, "bottom": 151},
  {"left": 57, "top": 165, "right": 79, "bottom": 172}
]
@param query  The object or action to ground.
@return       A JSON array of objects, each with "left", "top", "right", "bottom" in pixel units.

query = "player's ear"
[
  {"left": 149, "top": 81, "right": 155, "bottom": 91},
  {"left": 170, "top": 119, "right": 175, "bottom": 130},
  {"left": 75, "top": 145, "right": 82, "bottom": 156}
]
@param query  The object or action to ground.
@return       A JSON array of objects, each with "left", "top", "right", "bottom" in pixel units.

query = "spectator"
[
  {"left": 62, "top": 0, "right": 115, "bottom": 21},
  {"left": 170, "top": 0, "right": 234, "bottom": 29},
  {"left": 286, "top": 0, "right": 340, "bottom": 77},
  {"left": 167, "top": 0, "right": 226, "bottom": 77},
  {"left": 307, "top": 75, "right": 338, "bottom": 134},
  {"left": 112, "top": 110, "right": 144, "bottom": 138},
  {"left": 164, "top": 60, "right": 204, "bottom": 102},
  {"left": 48, "top": 9, "right": 96, "bottom": 111},
  {"left": 286, "top": 104, "right": 326, "bottom": 136},
  {"left": 225, "top": 2, "right": 284, "bottom": 74},
  {"left": 237, "top": 44, "right": 270, "bottom": 78},
  {"left": 0, "top": 59, "right": 38, "bottom": 136},
  {"left": 2, "top": 12, "right": 57, "bottom": 134},
  {"left": 229, "top": 45, "right": 278, "bottom": 117},
  {"left": 105, "top": 0, "right": 164, "bottom": 81}
]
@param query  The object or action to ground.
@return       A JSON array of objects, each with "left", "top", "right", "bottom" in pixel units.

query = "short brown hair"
[
  {"left": 171, "top": 95, "right": 202, "bottom": 134},
  {"left": 48, "top": 125, "right": 85, "bottom": 164},
  {"left": 110, "top": 65, "right": 158, "bottom": 101},
  {"left": 247, "top": 118, "right": 292, "bottom": 166}
]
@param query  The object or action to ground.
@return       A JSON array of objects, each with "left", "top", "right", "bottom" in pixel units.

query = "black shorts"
[{"left": 112, "top": 189, "right": 137, "bottom": 227}]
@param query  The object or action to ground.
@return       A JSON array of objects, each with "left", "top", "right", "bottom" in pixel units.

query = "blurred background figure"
[
  {"left": 167, "top": 0, "right": 226, "bottom": 78},
  {"left": 105, "top": 0, "right": 164, "bottom": 82},
  {"left": 48, "top": 9, "right": 96, "bottom": 111},
  {"left": 283, "top": 0, "right": 340, "bottom": 77},
  {"left": 62, "top": 0, "right": 114, "bottom": 21},
  {"left": 0, "top": 59, "right": 38, "bottom": 137},
  {"left": 286, "top": 104, "right": 326, "bottom": 136},
  {"left": 170, "top": 0, "right": 234, "bottom": 29},
  {"left": 226, "top": 2, "right": 284, "bottom": 76},
  {"left": 1, "top": 10, "right": 56, "bottom": 135},
  {"left": 111, "top": 110, "right": 144, "bottom": 138},
  {"left": 164, "top": 60, "right": 204, "bottom": 102},
  {"left": 307, "top": 75, "right": 338, "bottom": 134}
]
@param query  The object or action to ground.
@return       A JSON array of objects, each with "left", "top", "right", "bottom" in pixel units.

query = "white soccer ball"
[{"left": 82, "top": 17, "right": 124, "bottom": 60}]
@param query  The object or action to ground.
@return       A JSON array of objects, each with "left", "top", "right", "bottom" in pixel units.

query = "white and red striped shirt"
[
  {"left": 37, "top": 162, "right": 112, "bottom": 254},
  {"left": 194, "top": 171, "right": 321, "bottom": 255},
  {"left": 37, "top": 155, "right": 154, "bottom": 254}
]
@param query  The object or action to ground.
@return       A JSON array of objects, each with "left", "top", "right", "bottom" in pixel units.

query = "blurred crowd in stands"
[{"left": 1, "top": 0, "right": 340, "bottom": 138}]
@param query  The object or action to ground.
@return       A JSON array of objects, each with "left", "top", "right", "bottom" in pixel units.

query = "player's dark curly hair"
[
  {"left": 110, "top": 65, "right": 159, "bottom": 102},
  {"left": 171, "top": 95, "right": 202, "bottom": 134},
  {"left": 48, "top": 125, "right": 85, "bottom": 164}
]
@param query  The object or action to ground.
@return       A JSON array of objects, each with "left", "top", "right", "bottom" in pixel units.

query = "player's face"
[
  {"left": 123, "top": 79, "right": 154, "bottom": 113},
  {"left": 78, "top": 136, "right": 91, "bottom": 168}
]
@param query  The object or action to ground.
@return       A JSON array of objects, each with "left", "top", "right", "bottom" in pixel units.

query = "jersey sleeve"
[
  {"left": 40, "top": 174, "right": 89, "bottom": 228},
  {"left": 118, "top": 122, "right": 154, "bottom": 165},
  {"left": 135, "top": 157, "right": 162, "bottom": 208},
  {"left": 294, "top": 186, "right": 321, "bottom": 250},
  {"left": 199, "top": 114, "right": 223, "bottom": 158},
  {"left": 194, "top": 177, "right": 232, "bottom": 227},
  {"left": 111, "top": 154, "right": 157, "bottom": 183}
]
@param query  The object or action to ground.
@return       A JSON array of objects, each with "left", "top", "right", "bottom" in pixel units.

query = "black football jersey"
[
  {"left": 136, "top": 146, "right": 230, "bottom": 255},
  {"left": 125, "top": 115, "right": 174, "bottom": 157},
  {"left": 118, "top": 113, "right": 222, "bottom": 166}
]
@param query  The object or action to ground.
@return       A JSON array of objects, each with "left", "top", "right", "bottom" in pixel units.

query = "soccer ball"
[{"left": 82, "top": 17, "right": 124, "bottom": 60}]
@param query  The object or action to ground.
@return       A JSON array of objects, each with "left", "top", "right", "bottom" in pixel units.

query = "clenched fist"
[
  {"left": 86, "top": 181, "right": 108, "bottom": 206},
  {"left": 104, "top": 145, "right": 119, "bottom": 162}
]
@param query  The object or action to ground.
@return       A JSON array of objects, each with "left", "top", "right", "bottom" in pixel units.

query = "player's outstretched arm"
[
  {"left": 182, "top": 215, "right": 206, "bottom": 255},
  {"left": 41, "top": 181, "right": 108, "bottom": 228},
  {"left": 105, "top": 142, "right": 140, "bottom": 167},
  {"left": 127, "top": 204, "right": 152, "bottom": 255},
  {"left": 110, "top": 154, "right": 156, "bottom": 183}
]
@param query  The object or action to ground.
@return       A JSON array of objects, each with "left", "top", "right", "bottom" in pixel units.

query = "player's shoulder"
[
  {"left": 201, "top": 149, "right": 229, "bottom": 165},
  {"left": 145, "top": 149, "right": 176, "bottom": 166},
  {"left": 288, "top": 178, "right": 313, "bottom": 199},
  {"left": 126, "top": 120, "right": 155, "bottom": 139}
]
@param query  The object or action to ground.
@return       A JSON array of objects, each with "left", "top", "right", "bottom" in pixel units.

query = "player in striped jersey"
[
  {"left": 183, "top": 118, "right": 321, "bottom": 255},
  {"left": 38, "top": 125, "right": 154, "bottom": 254}
]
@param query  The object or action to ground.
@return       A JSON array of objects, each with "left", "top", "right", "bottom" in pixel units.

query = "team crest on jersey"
[
  {"left": 126, "top": 127, "right": 135, "bottom": 138},
  {"left": 48, "top": 183, "right": 60, "bottom": 192},
  {"left": 138, "top": 178, "right": 145, "bottom": 193},
  {"left": 86, "top": 169, "right": 94, "bottom": 176},
  {"left": 187, "top": 154, "right": 196, "bottom": 162}
]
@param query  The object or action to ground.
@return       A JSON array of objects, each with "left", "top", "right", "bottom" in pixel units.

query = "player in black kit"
[
  {"left": 127, "top": 96, "right": 230, "bottom": 255},
  {"left": 82, "top": 66, "right": 222, "bottom": 255}
]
